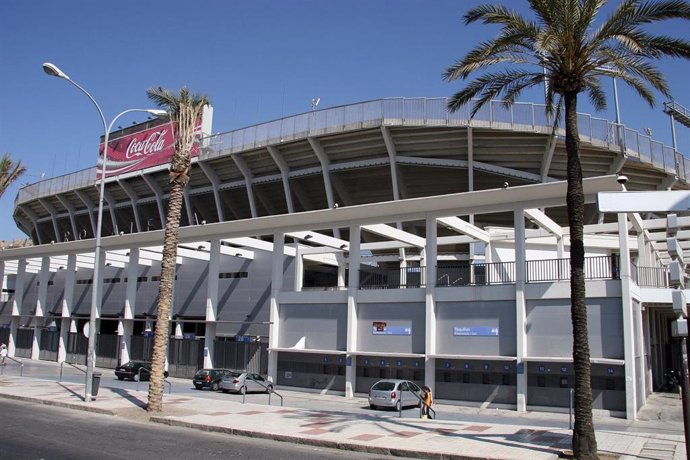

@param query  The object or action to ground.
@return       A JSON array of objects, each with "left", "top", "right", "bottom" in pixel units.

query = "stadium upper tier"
[{"left": 14, "top": 97, "right": 688, "bottom": 245}]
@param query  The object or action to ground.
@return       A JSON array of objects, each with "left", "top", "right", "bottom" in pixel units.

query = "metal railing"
[
  {"left": 360, "top": 266, "right": 425, "bottom": 289},
  {"left": 634, "top": 264, "right": 671, "bottom": 288},
  {"left": 16, "top": 97, "right": 686, "bottom": 206},
  {"left": 59, "top": 361, "right": 85, "bottom": 382},
  {"left": 240, "top": 378, "right": 283, "bottom": 406},
  {"left": 525, "top": 255, "right": 619, "bottom": 282},
  {"left": 436, "top": 261, "right": 516, "bottom": 286},
  {"left": 1, "top": 356, "right": 24, "bottom": 376}
]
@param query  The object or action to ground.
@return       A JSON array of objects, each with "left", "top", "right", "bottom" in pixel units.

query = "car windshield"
[
  {"left": 372, "top": 381, "right": 396, "bottom": 391},
  {"left": 224, "top": 371, "right": 242, "bottom": 378},
  {"left": 196, "top": 370, "right": 210, "bottom": 376}
]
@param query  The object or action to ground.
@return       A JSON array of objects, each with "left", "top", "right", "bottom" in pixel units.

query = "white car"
[
  {"left": 368, "top": 379, "right": 422, "bottom": 410},
  {"left": 219, "top": 371, "right": 273, "bottom": 394}
]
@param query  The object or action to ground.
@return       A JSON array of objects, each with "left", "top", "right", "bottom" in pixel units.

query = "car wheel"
[
  {"left": 132, "top": 374, "right": 139, "bottom": 382},
  {"left": 117, "top": 376, "right": 124, "bottom": 381},
  {"left": 240, "top": 385, "right": 247, "bottom": 395},
  {"left": 211, "top": 382, "right": 219, "bottom": 391},
  {"left": 195, "top": 384, "right": 202, "bottom": 390},
  {"left": 266, "top": 384, "right": 273, "bottom": 394},
  {"left": 369, "top": 403, "right": 376, "bottom": 410},
  {"left": 164, "top": 371, "right": 169, "bottom": 378},
  {"left": 395, "top": 400, "right": 402, "bottom": 411},
  {"left": 222, "top": 389, "right": 229, "bottom": 394}
]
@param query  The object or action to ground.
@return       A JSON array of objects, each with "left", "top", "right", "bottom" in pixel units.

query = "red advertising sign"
[{"left": 97, "top": 120, "right": 203, "bottom": 179}]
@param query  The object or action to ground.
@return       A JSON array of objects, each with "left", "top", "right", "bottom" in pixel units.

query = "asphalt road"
[{"left": 1, "top": 398, "right": 392, "bottom": 460}]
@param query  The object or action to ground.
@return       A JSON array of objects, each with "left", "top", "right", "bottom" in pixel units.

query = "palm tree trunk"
[
  {"left": 146, "top": 180, "right": 185, "bottom": 412},
  {"left": 564, "top": 91, "right": 598, "bottom": 459}
]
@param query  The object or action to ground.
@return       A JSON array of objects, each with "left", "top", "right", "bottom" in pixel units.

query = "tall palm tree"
[
  {"left": 444, "top": 1, "right": 690, "bottom": 458},
  {"left": 0, "top": 153, "right": 26, "bottom": 198},
  {"left": 145, "top": 87, "right": 209, "bottom": 413}
]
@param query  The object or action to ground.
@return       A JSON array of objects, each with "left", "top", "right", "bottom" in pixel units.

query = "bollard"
[{"left": 569, "top": 388, "right": 574, "bottom": 429}]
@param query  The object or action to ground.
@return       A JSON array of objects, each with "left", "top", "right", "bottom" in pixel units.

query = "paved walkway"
[{"left": 0, "top": 364, "right": 686, "bottom": 459}]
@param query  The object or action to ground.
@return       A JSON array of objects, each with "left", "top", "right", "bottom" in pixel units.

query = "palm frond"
[{"left": 584, "top": 77, "right": 608, "bottom": 111}]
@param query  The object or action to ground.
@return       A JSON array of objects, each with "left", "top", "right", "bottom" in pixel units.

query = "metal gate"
[
  {"left": 96, "top": 334, "right": 119, "bottom": 368},
  {"left": 65, "top": 332, "right": 87, "bottom": 364},
  {"left": 38, "top": 330, "right": 59, "bottom": 361},
  {"left": 168, "top": 338, "right": 204, "bottom": 378},
  {"left": 0, "top": 327, "right": 9, "bottom": 346},
  {"left": 131, "top": 335, "right": 154, "bottom": 361},
  {"left": 214, "top": 341, "right": 268, "bottom": 374},
  {"left": 15, "top": 328, "right": 33, "bottom": 358}
]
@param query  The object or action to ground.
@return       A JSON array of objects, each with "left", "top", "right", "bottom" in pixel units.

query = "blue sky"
[{"left": 1, "top": 0, "right": 689, "bottom": 241}]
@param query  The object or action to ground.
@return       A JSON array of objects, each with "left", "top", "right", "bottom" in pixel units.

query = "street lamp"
[{"left": 42, "top": 62, "right": 166, "bottom": 401}]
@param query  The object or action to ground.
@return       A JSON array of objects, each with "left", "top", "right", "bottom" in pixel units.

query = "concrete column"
[
  {"left": 293, "top": 243, "right": 303, "bottom": 292},
  {"left": 119, "top": 249, "right": 139, "bottom": 365},
  {"left": 58, "top": 255, "right": 77, "bottom": 363},
  {"left": 618, "top": 212, "right": 638, "bottom": 419},
  {"left": 268, "top": 233, "right": 285, "bottom": 382},
  {"left": 346, "top": 225, "right": 361, "bottom": 398},
  {"left": 424, "top": 217, "right": 438, "bottom": 393},
  {"left": 514, "top": 210, "right": 528, "bottom": 412},
  {"left": 9, "top": 259, "right": 26, "bottom": 356},
  {"left": 204, "top": 239, "right": 221, "bottom": 368},
  {"left": 32, "top": 257, "right": 51, "bottom": 360}
]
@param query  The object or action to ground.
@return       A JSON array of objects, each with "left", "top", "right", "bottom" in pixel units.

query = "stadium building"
[{"left": 2, "top": 97, "right": 689, "bottom": 419}]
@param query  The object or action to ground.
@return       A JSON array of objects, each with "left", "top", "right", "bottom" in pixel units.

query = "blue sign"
[
  {"left": 444, "top": 362, "right": 452, "bottom": 369},
  {"left": 372, "top": 323, "right": 412, "bottom": 335},
  {"left": 463, "top": 363, "right": 470, "bottom": 370},
  {"left": 453, "top": 326, "right": 499, "bottom": 337},
  {"left": 380, "top": 359, "right": 387, "bottom": 367},
  {"left": 323, "top": 356, "right": 329, "bottom": 363},
  {"left": 538, "top": 365, "right": 546, "bottom": 373},
  {"left": 503, "top": 364, "right": 510, "bottom": 371},
  {"left": 363, "top": 358, "right": 369, "bottom": 366},
  {"left": 338, "top": 357, "right": 343, "bottom": 364},
  {"left": 182, "top": 333, "right": 196, "bottom": 340},
  {"left": 483, "top": 363, "right": 489, "bottom": 371},
  {"left": 396, "top": 360, "right": 403, "bottom": 367},
  {"left": 235, "top": 335, "right": 252, "bottom": 343},
  {"left": 143, "top": 331, "right": 154, "bottom": 337},
  {"left": 517, "top": 362, "right": 524, "bottom": 374},
  {"left": 346, "top": 356, "right": 352, "bottom": 366},
  {"left": 414, "top": 361, "right": 420, "bottom": 368},
  {"left": 561, "top": 366, "right": 568, "bottom": 373},
  {"left": 607, "top": 367, "right": 614, "bottom": 375}
]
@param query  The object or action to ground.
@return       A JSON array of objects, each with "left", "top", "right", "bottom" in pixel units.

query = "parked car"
[
  {"left": 193, "top": 368, "right": 231, "bottom": 391},
  {"left": 368, "top": 379, "right": 422, "bottom": 410},
  {"left": 115, "top": 361, "right": 168, "bottom": 381},
  {"left": 219, "top": 371, "right": 273, "bottom": 394}
]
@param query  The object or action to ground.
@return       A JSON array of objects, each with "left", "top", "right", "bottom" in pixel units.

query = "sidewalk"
[{"left": 0, "top": 369, "right": 685, "bottom": 459}]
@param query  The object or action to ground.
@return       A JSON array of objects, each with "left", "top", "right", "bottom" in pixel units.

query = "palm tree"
[
  {"left": 145, "top": 87, "right": 209, "bottom": 413},
  {"left": 444, "top": 1, "right": 690, "bottom": 458},
  {"left": 0, "top": 153, "right": 26, "bottom": 198}
]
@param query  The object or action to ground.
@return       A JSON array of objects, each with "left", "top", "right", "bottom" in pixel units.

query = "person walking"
[
  {"left": 421, "top": 385, "right": 432, "bottom": 419},
  {"left": 0, "top": 343, "right": 7, "bottom": 366}
]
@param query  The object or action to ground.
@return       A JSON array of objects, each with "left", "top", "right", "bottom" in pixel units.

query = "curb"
[
  {"left": 150, "top": 416, "right": 521, "bottom": 460},
  {"left": 0, "top": 392, "right": 117, "bottom": 416}
]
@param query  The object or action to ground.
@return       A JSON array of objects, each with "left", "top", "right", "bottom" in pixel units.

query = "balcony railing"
[
  {"left": 634, "top": 264, "right": 670, "bottom": 288},
  {"left": 436, "top": 261, "right": 516, "bottom": 286},
  {"left": 525, "top": 255, "right": 619, "bottom": 283},
  {"left": 360, "top": 266, "right": 425, "bottom": 289}
]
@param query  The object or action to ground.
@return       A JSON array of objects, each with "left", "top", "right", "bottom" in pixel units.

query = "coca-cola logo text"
[{"left": 125, "top": 129, "right": 168, "bottom": 159}]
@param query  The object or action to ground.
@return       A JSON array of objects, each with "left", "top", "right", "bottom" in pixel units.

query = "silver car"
[
  {"left": 368, "top": 379, "right": 422, "bottom": 410},
  {"left": 220, "top": 371, "right": 273, "bottom": 394}
]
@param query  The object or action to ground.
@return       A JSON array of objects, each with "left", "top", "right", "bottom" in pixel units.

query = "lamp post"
[{"left": 42, "top": 62, "right": 166, "bottom": 401}]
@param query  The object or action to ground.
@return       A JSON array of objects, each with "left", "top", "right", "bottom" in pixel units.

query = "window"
[{"left": 219, "top": 272, "right": 248, "bottom": 279}]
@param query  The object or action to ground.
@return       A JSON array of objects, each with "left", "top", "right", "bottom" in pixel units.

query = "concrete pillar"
[
  {"left": 293, "top": 243, "right": 303, "bottom": 292},
  {"left": 32, "top": 257, "right": 51, "bottom": 360},
  {"left": 514, "top": 210, "right": 528, "bottom": 412},
  {"left": 346, "top": 225, "right": 361, "bottom": 398},
  {"left": 618, "top": 212, "right": 638, "bottom": 419},
  {"left": 119, "top": 249, "right": 139, "bottom": 365},
  {"left": 58, "top": 255, "right": 77, "bottom": 363},
  {"left": 204, "top": 240, "right": 221, "bottom": 368},
  {"left": 424, "top": 217, "right": 438, "bottom": 392},
  {"left": 9, "top": 259, "right": 26, "bottom": 357},
  {"left": 268, "top": 233, "right": 285, "bottom": 382}
]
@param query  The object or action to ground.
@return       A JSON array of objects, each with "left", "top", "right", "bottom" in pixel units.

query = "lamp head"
[
  {"left": 147, "top": 109, "right": 167, "bottom": 117},
  {"left": 42, "top": 62, "right": 69, "bottom": 80}
]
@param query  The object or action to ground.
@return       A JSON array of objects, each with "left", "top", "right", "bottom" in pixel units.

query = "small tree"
[
  {"left": 444, "top": 1, "right": 690, "bottom": 458},
  {"left": 146, "top": 87, "right": 209, "bottom": 413}
]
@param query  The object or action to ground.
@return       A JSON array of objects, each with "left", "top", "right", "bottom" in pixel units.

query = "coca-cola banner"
[{"left": 96, "top": 105, "right": 213, "bottom": 179}]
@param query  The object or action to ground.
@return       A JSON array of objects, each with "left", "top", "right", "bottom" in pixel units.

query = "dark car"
[
  {"left": 115, "top": 361, "right": 168, "bottom": 381},
  {"left": 193, "top": 368, "right": 231, "bottom": 391}
]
